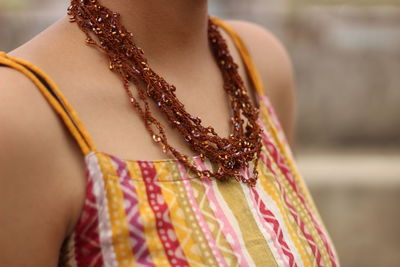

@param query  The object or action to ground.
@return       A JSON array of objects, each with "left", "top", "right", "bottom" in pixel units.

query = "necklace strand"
[{"left": 68, "top": 0, "right": 263, "bottom": 186}]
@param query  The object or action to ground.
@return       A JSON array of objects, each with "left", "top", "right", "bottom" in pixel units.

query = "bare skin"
[{"left": 0, "top": 0, "right": 296, "bottom": 265}]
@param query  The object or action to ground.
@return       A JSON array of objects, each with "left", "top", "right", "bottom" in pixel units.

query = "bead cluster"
[{"left": 68, "top": 0, "right": 263, "bottom": 186}]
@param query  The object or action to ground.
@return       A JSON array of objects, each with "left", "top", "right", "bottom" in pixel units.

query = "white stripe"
[
  {"left": 256, "top": 164, "right": 304, "bottom": 267},
  {"left": 240, "top": 181, "right": 287, "bottom": 266},
  {"left": 201, "top": 160, "right": 257, "bottom": 267},
  {"left": 85, "top": 152, "right": 118, "bottom": 267}
]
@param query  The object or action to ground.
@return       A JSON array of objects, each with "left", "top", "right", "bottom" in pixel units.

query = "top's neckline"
[
  {"left": 90, "top": 150, "right": 203, "bottom": 164},
  {"left": 85, "top": 117, "right": 267, "bottom": 165},
  {"left": 0, "top": 17, "right": 270, "bottom": 162}
]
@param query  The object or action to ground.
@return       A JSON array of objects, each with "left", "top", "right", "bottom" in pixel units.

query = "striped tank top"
[{"left": 0, "top": 17, "right": 339, "bottom": 267}]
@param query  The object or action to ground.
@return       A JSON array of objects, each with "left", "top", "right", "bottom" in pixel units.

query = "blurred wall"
[
  {"left": 1, "top": 1, "right": 399, "bottom": 149},
  {"left": 288, "top": 5, "right": 400, "bottom": 148},
  {"left": 213, "top": 0, "right": 400, "bottom": 148},
  {"left": 211, "top": 2, "right": 400, "bottom": 266},
  {"left": 0, "top": 0, "right": 67, "bottom": 51}
]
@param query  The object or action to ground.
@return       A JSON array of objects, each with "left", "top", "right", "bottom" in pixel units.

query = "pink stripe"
[
  {"left": 176, "top": 162, "right": 233, "bottom": 267},
  {"left": 259, "top": 96, "right": 338, "bottom": 266},
  {"left": 87, "top": 153, "right": 118, "bottom": 267},
  {"left": 138, "top": 161, "right": 190, "bottom": 267},
  {"left": 194, "top": 158, "right": 255, "bottom": 267},
  {"left": 109, "top": 156, "right": 154, "bottom": 267},
  {"left": 261, "top": 130, "right": 337, "bottom": 267},
  {"left": 259, "top": 149, "right": 324, "bottom": 267},
  {"left": 256, "top": 154, "right": 305, "bottom": 265},
  {"left": 249, "top": 184, "right": 297, "bottom": 267},
  {"left": 260, "top": 95, "right": 285, "bottom": 140},
  {"left": 240, "top": 166, "right": 291, "bottom": 266},
  {"left": 73, "top": 166, "right": 104, "bottom": 267}
]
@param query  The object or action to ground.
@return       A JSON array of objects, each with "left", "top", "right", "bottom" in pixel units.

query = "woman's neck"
[{"left": 98, "top": 0, "right": 210, "bottom": 61}]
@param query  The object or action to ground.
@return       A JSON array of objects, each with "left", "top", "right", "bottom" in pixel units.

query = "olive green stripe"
[{"left": 216, "top": 180, "right": 278, "bottom": 267}]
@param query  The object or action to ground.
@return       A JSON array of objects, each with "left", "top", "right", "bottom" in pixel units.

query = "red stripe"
[
  {"left": 74, "top": 169, "right": 104, "bottom": 267},
  {"left": 260, "top": 144, "right": 324, "bottom": 267},
  {"left": 251, "top": 186, "right": 298, "bottom": 267},
  {"left": 110, "top": 155, "right": 155, "bottom": 266},
  {"left": 262, "top": 132, "right": 337, "bottom": 267},
  {"left": 138, "top": 161, "right": 190, "bottom": 267},
  {"left": 259, "top": 97, "right": 338, "bottom": 266}
]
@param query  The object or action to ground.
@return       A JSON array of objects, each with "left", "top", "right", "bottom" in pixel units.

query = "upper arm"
[
  {"left": 0, "top": 68, "right": 76, "bottom": 266},
  {"left": 227, "top": 20, "right": 297, "bottom": 149}
]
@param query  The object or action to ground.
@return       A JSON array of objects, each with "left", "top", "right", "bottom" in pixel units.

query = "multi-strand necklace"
[{"left": 67, "top": 0, "right": 263, "bottom": 186}]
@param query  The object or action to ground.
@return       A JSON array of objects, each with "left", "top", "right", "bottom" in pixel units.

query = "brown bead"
[{"left": 68, "top": 0, "right": 263, "bottom": 186}]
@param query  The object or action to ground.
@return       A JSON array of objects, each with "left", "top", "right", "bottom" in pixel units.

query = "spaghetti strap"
[
  {"left": 211, "top": 17, "right": 266, "bottom": 98},
  {"left": 0, "top": 19, "right": 263, "bottom": 156},
  {"left": 0, "top": 52, "right": 97, "bottom": 155}
]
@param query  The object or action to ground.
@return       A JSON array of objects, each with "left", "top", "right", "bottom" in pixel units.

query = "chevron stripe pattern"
[
  {"left": 68, "top": 169, "right": 104, "bottom": 267},
  {"left": 249, "top": 185, "right": 298, "bottom": 267},
  {"left": 110, "top": 155, "right": 154, "bottom": 267},
  {"left": 57, "top": 94, "right": 340, "bottom": 267},
  {"left": 139, "top": 161, "right": 190, "bottom": 267},
  {"left": 1, "top": 15, "right": 341, "bottom": 267},
  {"left": 53, "top": 87, "right": 341, "bottom": 267},
  {"left": 260, "top": 129, "right": 336, "bottom": 267},
  {"left": 154, "top": 161, "right": 210, "bottom": 266},
  {"left": 0, "top": 18, "right": 340, "bottom": 267}
]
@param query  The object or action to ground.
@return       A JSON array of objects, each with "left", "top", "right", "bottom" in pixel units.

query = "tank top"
[{"left": 0, "top": 17, "right": 339, "bottom": 267}]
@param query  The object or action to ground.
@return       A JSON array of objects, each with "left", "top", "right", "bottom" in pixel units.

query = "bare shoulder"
[
  {"left": 224, "top": 19, "right": 295, "bottom": 88},
  {"left": 0, "top": 65, "right": 67, "bottom": 161},
  {"left": 225, "top": 19, "right": 297, "bottom": 147},
  {"left": 0, "top": 66, "right": 54, "bottom": 158},
  {"left": 0, "top": 66, "right": 85, "bottom": 265}
]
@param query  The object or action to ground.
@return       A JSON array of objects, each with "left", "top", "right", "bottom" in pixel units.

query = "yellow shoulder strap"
[
  {"left": 0, "top": 20, "right": 264, "bottom": 156},
  {"left": 0, "top": 51, "right": 97, "bottom": 155},
  {"left": 210, "top": 16, "right": 266, "bottom": 98}
]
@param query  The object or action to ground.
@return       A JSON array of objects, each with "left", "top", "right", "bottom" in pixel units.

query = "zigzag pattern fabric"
[
  {"left": 56, "top": 96, "right": 339, "bottom": 267},
  {"left": 0, "top": 17, "right": 339, "bottom": 267}
]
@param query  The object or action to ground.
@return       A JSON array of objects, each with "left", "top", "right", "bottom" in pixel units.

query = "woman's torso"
[{"left": 0, "top": 16, "right": 339, "bottom": 267}]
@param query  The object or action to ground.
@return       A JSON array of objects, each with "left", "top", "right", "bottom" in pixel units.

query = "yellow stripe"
[
  {"left": 258, "top": 155, "right": 314, "bottom": 266},
  {"left": 190, "top": 178, "right": 239, "bottom": 266},
  {"left": 126, "top": 161, "right": 169, "bottom": 267},
  {"left": 260, "top": 128, "right": 332, "bottom": 266},
  {"left": 96, "top": 153, "right": 136, "bottom": 267},
  {"left": 210, "top": 20, "right": 334, "bottom": 262},
  {"left": 205, "top": 20, "right": 335, "bottom": 264},
  {"left": 207, "top": 18, "right": 335, "bottom": 266},
  {"left": 260, "top": 95, "right": 321, "bottom": 218},
  {"left": 216, "top": 180, "right": 278, "bottom": 267},
  {"left": 154, "top": 162, "right": 209, "bottom": 266}
]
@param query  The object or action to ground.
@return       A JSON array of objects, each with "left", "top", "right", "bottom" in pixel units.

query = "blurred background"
[{"left": 1, "top": 0, "right": 399, "bottom": 266}]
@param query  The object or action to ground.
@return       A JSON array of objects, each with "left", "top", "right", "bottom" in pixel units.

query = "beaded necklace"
[{"left": 68, "top": 0, "right": 263, "bottom": 186}]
